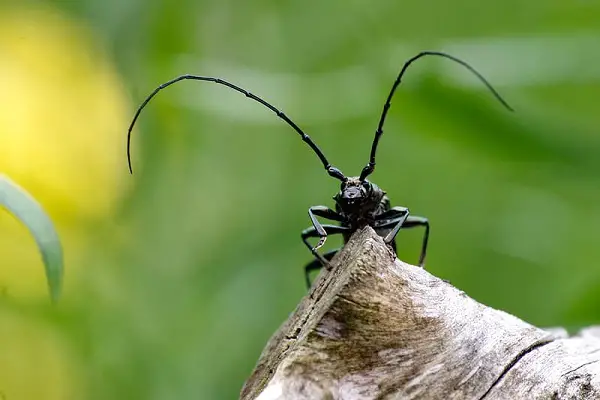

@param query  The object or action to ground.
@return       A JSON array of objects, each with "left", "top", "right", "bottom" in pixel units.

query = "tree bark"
[{"left": 241, "top": 226, "right": 600, "bottom": 399}]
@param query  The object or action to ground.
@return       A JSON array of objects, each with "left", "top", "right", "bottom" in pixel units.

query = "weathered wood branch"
[{"left": 241, "top": 227, "right": 600, "bottom": 400}]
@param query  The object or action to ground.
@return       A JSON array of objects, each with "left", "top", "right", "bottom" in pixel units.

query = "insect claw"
[{"left": 313, "top": 236, "right": 327, "bottom": 251}]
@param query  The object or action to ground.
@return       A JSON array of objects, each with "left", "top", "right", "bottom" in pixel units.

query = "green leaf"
[{"left": 0, "top": 175, "right": 63, "bottom": 302}]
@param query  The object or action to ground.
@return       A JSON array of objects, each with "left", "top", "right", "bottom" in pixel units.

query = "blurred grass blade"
[{"left": 0, "top": 175, "right": 63, "bottom": 302}]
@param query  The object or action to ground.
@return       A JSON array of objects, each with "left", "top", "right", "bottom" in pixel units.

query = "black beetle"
[{"left": 126, "top": 51, "right": 512, "bottom": 288}]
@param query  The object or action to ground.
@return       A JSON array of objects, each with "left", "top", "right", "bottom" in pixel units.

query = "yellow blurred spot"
[
  {"left": 0, "top": 307, "right": 80, "bottom": 400},
  {"left": 0, "top": 5, "right": 130, "bottom": 299}
]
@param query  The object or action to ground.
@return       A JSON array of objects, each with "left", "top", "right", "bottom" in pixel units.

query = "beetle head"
[{"left": 334, "top": 177, "right": 383, "bottom": 213}]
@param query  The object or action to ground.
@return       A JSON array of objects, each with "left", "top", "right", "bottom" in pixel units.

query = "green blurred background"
[{"left": 1, "top": 0, "right": 600, "bottom": 398}]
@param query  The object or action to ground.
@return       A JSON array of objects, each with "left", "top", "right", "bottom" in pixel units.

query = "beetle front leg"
[
  {"left": 301, "top": 223, "right": 349, "bottom": 266},
  {"left": 373, "top": 206, "right": 410, "bottom": 245},
  {"left": 375, "top": 208, "right": 429, "bottom": 267},
  {"left": 307, "top": 205, "right": 345, "bottom": 251},
  {"left": 376, "top": 206, "right": 409, "bottom": 222}
]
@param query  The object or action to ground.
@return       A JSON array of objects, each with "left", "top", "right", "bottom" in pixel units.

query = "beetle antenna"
[
  {"left": 127, "top": 75, "right": 346, "bottom": 181},
  {"left": 359, "top": 51, "right": 513, "bottom": 181}
]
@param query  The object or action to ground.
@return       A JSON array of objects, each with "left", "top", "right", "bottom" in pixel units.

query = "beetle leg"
[
  {"left": 307, "top": 205, "right": 345, "bottom": 251},
  {"left": 375, "top": 210, "right": 429, "bottom": 267},
  {"left": 382, "top": 213, "right": 409, "bottom": 245},
  {"left": 375, "top": 206, "right": 409, "bottom": 221},
  {"left": 402, "top": 216, "right": 430, "bottom": 267},
  {"left": 301, "top": 224, "right": 349, "bottom": 266}
]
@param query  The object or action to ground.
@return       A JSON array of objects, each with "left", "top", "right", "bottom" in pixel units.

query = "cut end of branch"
[{"left": 242, "top": 227, "right": 600, "bottom": 400}]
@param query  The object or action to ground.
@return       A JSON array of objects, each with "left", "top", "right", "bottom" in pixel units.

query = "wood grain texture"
[{"left": 241, "top": 227, "right": 600, "bottom": 400}]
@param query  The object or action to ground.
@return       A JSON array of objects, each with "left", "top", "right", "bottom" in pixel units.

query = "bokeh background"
[{"left": 1, "top": 0, "right": 600, "bottom": 398}]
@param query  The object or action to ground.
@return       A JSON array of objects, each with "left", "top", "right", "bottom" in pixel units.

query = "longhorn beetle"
[{"left": 126, "top": 51, "right": 512, "bottom": 288}]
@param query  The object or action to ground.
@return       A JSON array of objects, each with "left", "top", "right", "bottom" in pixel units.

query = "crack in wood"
[{"left": 479, "top": 338, "right": 555, "bottom": 399}]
